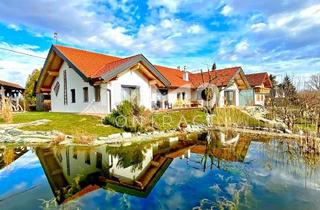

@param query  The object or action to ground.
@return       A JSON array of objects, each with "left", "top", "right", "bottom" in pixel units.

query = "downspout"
[{"left": 107, "top": 89, "right": 112, "bottom": 113}]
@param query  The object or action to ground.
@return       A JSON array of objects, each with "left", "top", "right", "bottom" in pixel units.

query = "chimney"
[{"left": 183, "top": 67, "right": 189, "bottom": 81}]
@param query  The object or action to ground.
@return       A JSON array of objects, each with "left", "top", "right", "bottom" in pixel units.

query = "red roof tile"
[
  {"left": 155, "top": 65, "right": 192, "bottom": 87},
  {"left": 54, "top": 45, "right": 122, "bottom": 78},
  {"left": 190, "top": 67, "right": 240, "bottom": 88},
  {"left": 246, "top": 72, "right": 272, "bottom": 88},
  {"left": 0, "top": 80, "right": 24, "bottom": 90},
  {"left": 92, "top": 54, "right": 141, "bottom": 78}
]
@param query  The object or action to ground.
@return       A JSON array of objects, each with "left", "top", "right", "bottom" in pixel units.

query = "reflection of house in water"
[
  {"left": 35, "top": 138, "right": 195, "bottom": 203},
  {"left": 35, "top": 131, "right": 251, "bottom": 204},
  {"left": 0, "top": 146, "right": 28, "bottom": 169}
]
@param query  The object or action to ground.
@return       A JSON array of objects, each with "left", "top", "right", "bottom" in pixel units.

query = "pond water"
[{"left": 0, "top": 131, "right": 320, "bottom": 210}]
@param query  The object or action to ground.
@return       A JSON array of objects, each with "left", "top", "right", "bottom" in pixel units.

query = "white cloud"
[
  {"left": 0, "top": 42, "right": 46, "bottom": 86},
  {"left": 7, "top": 24, "right": 21, "bottom": 31},
  {"left": 235, "top": 40, "right": 249, "bottom": 53},
  {"left": 251, "top": 23, "right": 267, "bottom": 32},
  {"left": 221, "top": 5, "right": 233, "bottom": 16},
  {"left": 147, "top": 0, "right": 183, "bottom": 13},
  {"left": 187, "top": 24, "right": 202, "bottom": 34}
]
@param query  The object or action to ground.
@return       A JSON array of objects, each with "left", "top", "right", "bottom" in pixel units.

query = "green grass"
[
  {"left": 212, "top": 107, "right": 265, "bottom": 127},
  {"left": 0, "top": 112, "right": 122, "bottom": 137},
  {"left": 152, "top": 109, "right": 206, "bottom": 131},
  {"left": 152, "top": 107, "right": 265, "bottom": 130},
  {"left": 0, "top": 108, "right": 265, "bottom": 136}
]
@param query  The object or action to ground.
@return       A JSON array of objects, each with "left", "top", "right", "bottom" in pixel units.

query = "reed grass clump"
[
  {"left": 212, "top": 107, "right": 264, "bottom": 127},
  {"left": 1, "top": 97, "right": 13, "bottom": 123}
]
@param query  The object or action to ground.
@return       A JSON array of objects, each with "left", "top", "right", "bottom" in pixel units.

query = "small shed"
[{"left": 0, "top": 80, "right": 25, "bottom": 111}]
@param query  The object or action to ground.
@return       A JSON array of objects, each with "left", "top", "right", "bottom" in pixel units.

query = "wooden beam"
[
  {"left": 149, "top": 80, "right": 158, "bottom": 85},
  {"left": 41, "top": 88, "right": 51, "bottom": 92},
  {"left": 48, "top": 71, "right": 59, "bottom": 76}
]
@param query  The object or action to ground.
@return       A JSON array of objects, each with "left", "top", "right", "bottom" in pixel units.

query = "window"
[
  {"left": 121, "top": 86, "right": 140, "bottom": 104},
  {"left": 96, "top": 152, "right": 102, "bottom": 169},
  {"left": 85, "top": 151, "right": 91, "bottom": 165},
  {"left": 182, "top": 92, "right": 186, "bottom": 100},
  {"left": 94, "top": 85, "right": 101, "bottom": 102},
  {"left": 225, "top": 91, "right": 235, "bottom": 105},
  {"left": 177, "top": 92, "right": 181, "bottom": 99},
  {"left": 83, "top": 87, "right": 88, "bottom": 102},
  {"left": 71, "top": 89, "right": 76, "bottom": 103},
  {"left": 54, "top": 82, "right": 60, "bottom": 96}
]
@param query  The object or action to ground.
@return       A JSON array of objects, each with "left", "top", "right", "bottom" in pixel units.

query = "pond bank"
[{"left": 0, "top": 119, "right": 319, "bottom": 147}]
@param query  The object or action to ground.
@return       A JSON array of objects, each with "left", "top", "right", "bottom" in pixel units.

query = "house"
[
  {"left": 0, "top": 80, "right": 24, "bottom": 111},
  {"left": 245, "top": 73, "right": 273, "bottom": 106},
  {"left": 35, "top": 45, "right": 262, "bottom": 114}
]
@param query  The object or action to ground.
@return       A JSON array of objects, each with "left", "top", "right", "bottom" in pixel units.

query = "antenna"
[{"left": 53, "top": 32, "right": 58, "bottom": 44}]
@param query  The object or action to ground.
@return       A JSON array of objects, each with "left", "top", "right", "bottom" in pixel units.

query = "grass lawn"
[
  {"left": 0, "top": 112, "right": 122, "bottom": 137},
  {"left": 0, "top": 107, "right": 265, "bottom": 136}
]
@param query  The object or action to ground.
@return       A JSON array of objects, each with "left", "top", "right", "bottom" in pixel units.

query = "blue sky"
[{"left": 0, "top": 0, "right": 319, "bottom": 87}]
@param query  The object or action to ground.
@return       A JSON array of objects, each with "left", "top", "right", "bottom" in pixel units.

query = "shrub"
[
  {"left": 1, "top": 97, "right": 13, "bottom": 123},
  {"left": 104, "top": 101, "right": 154, "bottom": 132}
]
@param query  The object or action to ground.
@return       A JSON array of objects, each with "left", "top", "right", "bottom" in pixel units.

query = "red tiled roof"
[
  {"left": 155, "top": 65, "right": 192, "bottom": 87},
  {"left": 51, "top": 45, "right": 244, "bottom": 89},
  {"left": 246, "top": 72, "right": 272, "bottom": 88},
  {"left": 190, "top": 67, "right": 240, "bottom": 88},
  {"left": 92, "top": 54, "right": 141, "bottom": 78},
  {"left": 0, "top": 80, "right": 24, "bottom": 90},
  {"left": 54, "top": 45, "right": 122, "bottom": 78}
]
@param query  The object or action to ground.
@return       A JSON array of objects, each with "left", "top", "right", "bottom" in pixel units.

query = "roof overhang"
[
  {"left": 101, "top": 54, "right": 171, "bottom": 87},
  {"left": 228, "top": 67, "right": 251, "bottom": 90},
  {"left": 36, "top": 45, "right": 90, "bottom": 94}
]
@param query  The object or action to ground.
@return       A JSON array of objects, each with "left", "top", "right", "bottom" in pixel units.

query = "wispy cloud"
[{"left": 0, "top": 0, "right": 319, "bottom": 85}]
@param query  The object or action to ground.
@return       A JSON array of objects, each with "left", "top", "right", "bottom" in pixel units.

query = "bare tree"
[{"left": 308, "top": 73, "right": 320, "bottom": 91}]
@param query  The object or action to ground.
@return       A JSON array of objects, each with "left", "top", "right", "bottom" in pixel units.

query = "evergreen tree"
[
  {"left": 24, "top": 69, "right": 40, "bottom": 110},
  {"left": 279, "top": 75, "right": 297, "bottom": 103}
]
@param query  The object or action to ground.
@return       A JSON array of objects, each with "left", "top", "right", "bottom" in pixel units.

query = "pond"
[{"left": 0, "top": 131, "right": 320, "bottom": 210}]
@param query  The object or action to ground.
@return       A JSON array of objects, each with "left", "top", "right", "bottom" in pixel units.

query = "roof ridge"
[
  {"left": 246, "top": 72, "right": 268, "bottom": 75},
  {"left": 54, "top": 44, "right": 122, "bottom": 59}
]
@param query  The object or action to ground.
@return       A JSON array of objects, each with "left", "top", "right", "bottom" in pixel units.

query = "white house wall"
[
  {"left": 167, "top": 87, "right": 192, "bottom": 106},
  {"left": 217, "top": 82, "right": 240, "bottom": 107},
  {"left": 51, "top": 62, "right": 153, "bottom": 114},
  {"left": 51, "top": 62, "right": 109, "bottom": 114},
  {"left": 108, "top": 69, "right": 152, "bottom": 110}
]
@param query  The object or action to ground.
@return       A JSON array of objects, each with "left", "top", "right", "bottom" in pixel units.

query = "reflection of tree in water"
[
  {"left": 255, "top": 139, "right": 320, "bottom": 188},
  {"left": 193, "top": 131, "right": 255, "bottom": 210},
  {"left": 199, "top": 131, "right": 246, "bottom": 171},
  {"left": 106, "top": 143, "right": 148, "bottom": 172},
  {"left": 0, "top": 146, "right": 28, "bottom": 169}
]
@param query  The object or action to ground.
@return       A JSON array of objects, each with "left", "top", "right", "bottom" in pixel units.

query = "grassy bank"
[
  {"left": 0, "top": 112, "right": 122, "bottom": 137},
  {"left": 152, "top": 107, "right": 265, "bottom": 130},
  {"left": 153, "top": 109, "right": 206, "bottom": 131},
  {"left": 0, "top": 107, "right": 265, "bottom": 136},
  {"left": 213, "top": 107, "right": 265, "bottom": 127}
]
